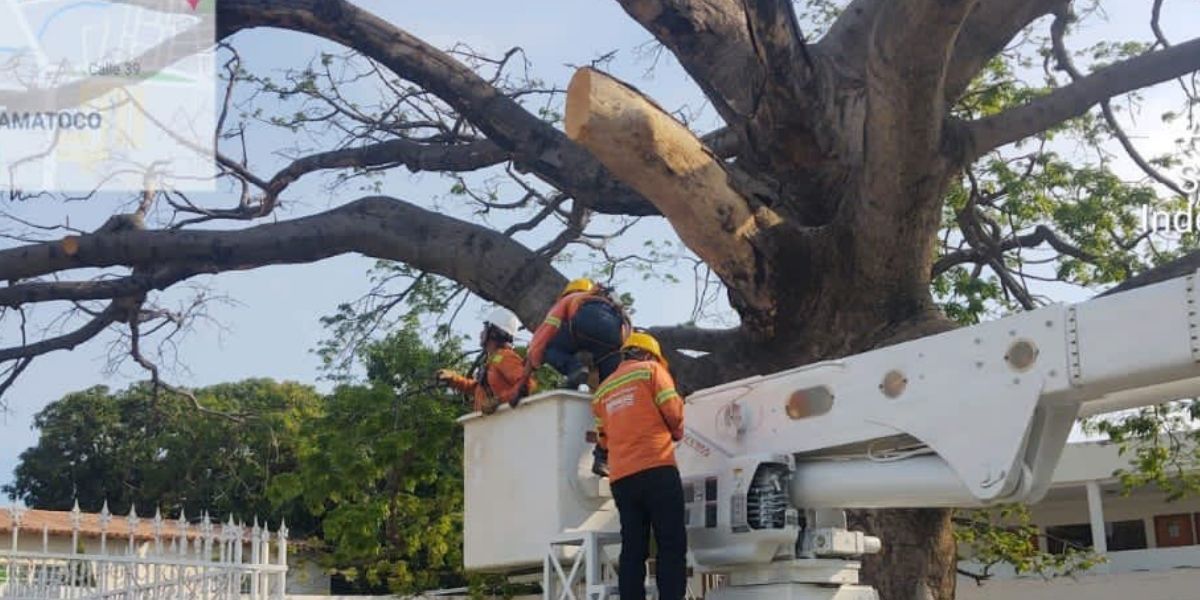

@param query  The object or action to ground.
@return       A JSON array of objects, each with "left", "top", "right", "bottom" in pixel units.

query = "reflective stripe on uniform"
[
  {"left": 543, "top": 315, "right": 562, "bottom": 327},
  {"left": 595, "top": 368, "right": 652, "bottom": 401},
  {"left": 490, "top": 354, "right": 505, "bottom": 365},
  {"left": 655, "top": 388, "right": 680, "bottom": 406}
]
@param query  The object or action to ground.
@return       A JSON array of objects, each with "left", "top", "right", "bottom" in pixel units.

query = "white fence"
[{"left": 0, "top": 503, "right": 288, "bottom": 600}]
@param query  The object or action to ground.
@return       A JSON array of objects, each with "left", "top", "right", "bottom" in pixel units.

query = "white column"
[{"left": 1086, "top": 481, "right": 1108, "bottom": 555}]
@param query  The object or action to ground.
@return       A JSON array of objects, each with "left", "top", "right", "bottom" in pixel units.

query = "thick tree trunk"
[
  {"left": 566, "top": 65, "right": 961, "bottom": 599},
  {"left": 849, "top": 509, "right": 958, "bottom": 600}
]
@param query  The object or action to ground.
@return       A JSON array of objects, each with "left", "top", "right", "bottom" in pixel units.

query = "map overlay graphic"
[{"left": 0, "top": 0, "right": 216, "bottom": 193}]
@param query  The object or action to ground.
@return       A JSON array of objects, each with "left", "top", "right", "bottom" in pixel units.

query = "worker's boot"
[
  {"left": 579, "top": 350, "right": 601, "bottom": 391},
  {"left": 564, "top": 367, "right": 589, "bottom": 389},
  {"left": 564, "top": 351, "right": 593, "bottom": 389},
  {"left": 591, "top": 446, "right": 609, "bottom": 478}
]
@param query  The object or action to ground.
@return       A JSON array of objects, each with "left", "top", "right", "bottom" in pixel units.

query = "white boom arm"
[{"left": 675, "top": 271, "right": 1200, "bottom": 572}]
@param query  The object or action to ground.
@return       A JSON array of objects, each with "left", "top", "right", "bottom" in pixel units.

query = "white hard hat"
[{"left": 484, "top": 307, "right": 521, "bottom": 338}]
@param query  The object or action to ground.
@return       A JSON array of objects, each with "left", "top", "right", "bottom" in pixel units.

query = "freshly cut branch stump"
[{"left": 566, "top": 67, "right": 776, "bottom": 317}]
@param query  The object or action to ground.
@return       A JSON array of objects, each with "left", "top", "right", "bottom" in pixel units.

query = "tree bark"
[{"left": 848, "top": 509, "right": 958, "bottom": 600}]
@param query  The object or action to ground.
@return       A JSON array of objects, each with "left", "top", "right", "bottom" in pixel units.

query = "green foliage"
[
  {"left": 4, "top": 380, "right": 320, "bottom": 533},
  {"left": 1084, "top": 403, "right": 1200, "bottom": 501},
  {"left": 933, "top": 267, "right": 1007, "bottom": 326},
  {"left": 955, "top": 505, "right": 1102, "bottom": 584},
  {"left": 270, "top": 324, "right": 471, "bottom": 594}
]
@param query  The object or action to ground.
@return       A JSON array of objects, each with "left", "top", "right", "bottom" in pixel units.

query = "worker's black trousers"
[{"left": 611, "top": 465, "right": 688, "bottom": 600}]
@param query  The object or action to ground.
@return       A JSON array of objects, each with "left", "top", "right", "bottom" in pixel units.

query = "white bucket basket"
[{"left": 459, "top": 391, "right": 618, "bottom": 571}]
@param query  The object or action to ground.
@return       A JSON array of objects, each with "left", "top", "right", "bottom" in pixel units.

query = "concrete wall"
[{"left": 958, "top": 569, "right": 1200, "bottom": 600}]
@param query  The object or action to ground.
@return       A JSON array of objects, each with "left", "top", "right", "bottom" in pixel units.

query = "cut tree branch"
[
  {"left": 565, "top": 67, "right": 780, "bottom": 326},
  {"left": 964, "top": 37, "right": 1200, "bottom": 159}
]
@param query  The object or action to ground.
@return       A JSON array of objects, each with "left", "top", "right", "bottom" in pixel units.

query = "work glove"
[
  {"left": 519, "top": 363, "right": 536, "bottom": 389},
  {"left": 435, "top": 369, "right": 457, "bottom": 384},
  {"left": 481, "top": 396, "right": 500, "bottom": 415}
]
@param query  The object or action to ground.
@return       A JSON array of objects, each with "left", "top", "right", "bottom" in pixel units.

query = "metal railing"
[{"left": 1, "top": 502, "right": 288, "bottom": 599}]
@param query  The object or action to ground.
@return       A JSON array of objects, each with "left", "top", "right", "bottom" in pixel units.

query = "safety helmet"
[
  {"left": 622, "top": 331, "right": 667, "bottom": 366},
  {"left": 561, "top": 278, "right": 595, "bottom": 297},
  {"left": 483, "top": 307, "right": 521, "bottom": 339}
]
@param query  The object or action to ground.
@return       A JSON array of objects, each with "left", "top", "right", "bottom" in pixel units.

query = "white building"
[{"left": 959, "top": 439, "right": 1200, "bottom": 600}]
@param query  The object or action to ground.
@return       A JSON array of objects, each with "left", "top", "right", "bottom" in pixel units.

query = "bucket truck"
[{"left": 459, "top": 270, "right": 1200, "bottom": 600}]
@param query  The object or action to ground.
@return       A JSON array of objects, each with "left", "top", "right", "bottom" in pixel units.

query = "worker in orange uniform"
[
  {"left": 526, "top": 278, "right": 630, "bottom": 388},
  {"left": 436, "top": 307, "right": 535, "bottom": 414},
  {"left": 526, "top": 278, "right": 630, "bottom": 476},
  {"left": 592, "top": 332, "right": 686, "bottom": 600}
]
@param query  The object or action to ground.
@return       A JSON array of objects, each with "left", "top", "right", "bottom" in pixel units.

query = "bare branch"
[
  {"left": 0, "top": 196, "right": 565, "bottom": 329},
  {"left": 218, "top": 0, "right": 657, "bottom": 216},
  {"left": 0, "top": 303, "right": 122, "bottom": 362},
  {"left": 0, "top": 265, "right": 210, "bottom": 308},
  {"left": 933, "top": 224, "right": 1097, "bottom": 276},
  {"left": 649, "top": 324, "right": 743, "bottom": 353},
  {"left": 259, "top": 138, "right": 510, "bottom": 212}
]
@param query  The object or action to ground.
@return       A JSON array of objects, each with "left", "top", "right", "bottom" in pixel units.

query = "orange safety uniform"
[
  {"left": 446, "top": 347, "right": 536, "bottom": 412},
  {"left": 527, "top": 292, "right": 631, "bottom": 368},
  {"left": 592, "top": 359, "right": 684, "bottom": 482}
]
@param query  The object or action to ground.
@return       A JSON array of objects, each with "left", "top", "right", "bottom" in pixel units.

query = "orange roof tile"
[{"left": 0, "top": 508, "right": 262, "bottom": 542}]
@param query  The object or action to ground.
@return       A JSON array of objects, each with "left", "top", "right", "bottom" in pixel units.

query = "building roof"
[{"left": 0, "top": 506, "right": 266, "bottom": 542}]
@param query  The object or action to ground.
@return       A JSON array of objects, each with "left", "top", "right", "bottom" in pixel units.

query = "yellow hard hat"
[
  {"left": 561, "top": 278, "right": 595, "bottom": 296},
  {"left": 622, "top": 332, "right": 667, "bottom": 366}
]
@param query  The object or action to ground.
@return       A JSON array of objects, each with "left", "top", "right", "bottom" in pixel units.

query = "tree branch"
[
  {"left": 1047, "top": 8, "right": 1190, "bottom": 198},
  {"left": 0, "top": 196, "right": 566, "bottom": 328},
  {"left": 0, "top": 303, "right": 122, "bottom": 362},
  {"left": 217, "top": 0, "right": 657, "bottom": 216},
  {"left": 942, "top": 0, "right": 1064, "bottom": 101},
  {"left": 866, "top": 0, "right": 980, "bottom": 159},
  {"left": 0, "top": 265, "right": 212, "bottom": 308},
  {"left": 964, "top": 37, "right": 1200, "bottom": 159},
  {"left": 565, "top": 67, "right": 780, "bottom": 327},
  {"left": 613, "top": 0, "right": 763, "bottom": 124},
  {"left": 648, "top": 324, "right": 743, "bottom": 353},
  {"left": 932, "top": 224, "right": 1096, "bottom": 276},
  {"left": 1103, "top": 249, "right": 1200, "bottom": 297},
  {"left": 260, "top": 138, "right": 510, "bottom": 208}
]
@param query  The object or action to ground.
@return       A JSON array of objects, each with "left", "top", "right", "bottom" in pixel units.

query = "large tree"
[{"left": 2, "top": 1, "right": 1199, "bottom": 598}]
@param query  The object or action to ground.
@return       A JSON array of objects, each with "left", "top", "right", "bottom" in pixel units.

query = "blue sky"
[{"left": 1, "top": 1, "right": 1198, "bottom": 493}]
